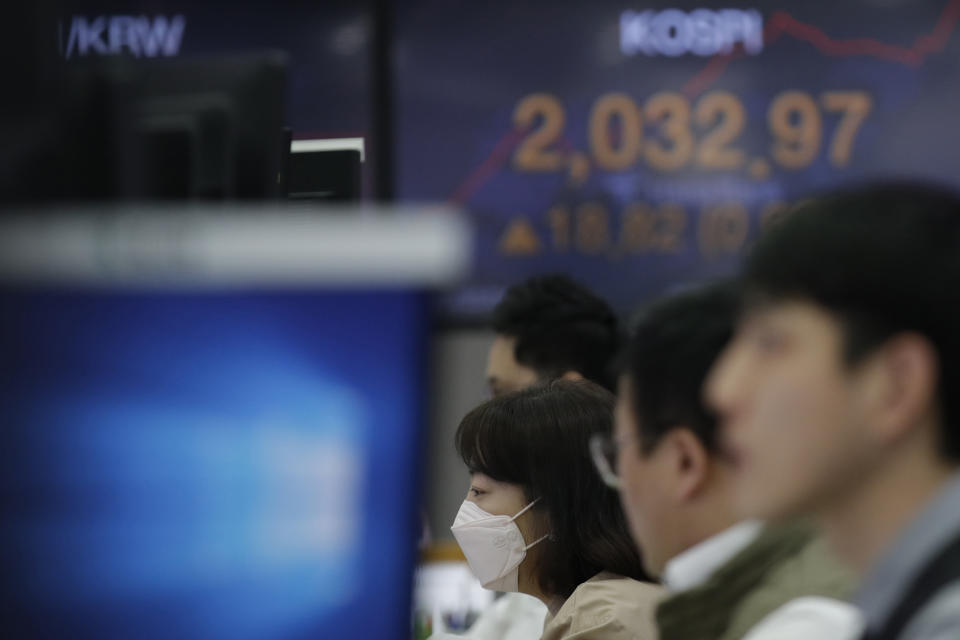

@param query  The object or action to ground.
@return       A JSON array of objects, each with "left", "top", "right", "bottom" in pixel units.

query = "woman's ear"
[
  {"left": 517, "top": 494, "right": 550, "bottom": 541},
  {"left": 516, "top": 510, "right": 550, "bottom": 551}
]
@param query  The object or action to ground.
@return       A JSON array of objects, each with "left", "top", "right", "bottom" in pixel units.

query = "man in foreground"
[{"left": 706, "top": 183, "right": 960, "bottom": 639}]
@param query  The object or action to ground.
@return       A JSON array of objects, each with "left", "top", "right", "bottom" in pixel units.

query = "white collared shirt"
[
  {"left": 663, "top": 520, "right": 763, "bottom": 592},
  {"left": 663, "top": 521, "right": 864, "bottom": 640},
  {"left": 742, "top": 597, "right": 864, "bottom": 640}
]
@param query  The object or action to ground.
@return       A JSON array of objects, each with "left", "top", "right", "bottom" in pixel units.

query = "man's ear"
[
  {"left": 560, "top": 370, "right": 585, "bottom": 382},
  {"left": 660, "top": 427, "right": 711, "bottom": 502},
  {"left": 869, "top": 332, "right": 939, "bottom": 445}
]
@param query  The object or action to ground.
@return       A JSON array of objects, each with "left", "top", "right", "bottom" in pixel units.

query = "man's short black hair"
[
  {"left": 742, "top": 181, "right": 960, "bottom": 460},
  {"left": 623, "top": 282, "right": 738, "bottom": 453},
  {"left": 456, "top": 380, "right": 649, "bottom": 598},
  {"left": 492, "top": 274, "right": 621, "bottom": 391}
]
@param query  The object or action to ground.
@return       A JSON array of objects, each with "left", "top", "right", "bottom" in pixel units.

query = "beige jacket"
[{"left": 541, "top": 572, "right": 663, "bottom": 640}]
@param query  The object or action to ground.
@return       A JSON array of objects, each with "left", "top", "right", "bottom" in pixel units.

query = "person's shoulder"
[
  {"left": 720, "top": 529, "right": 856, "bottom": 640},
  {"left": 567, "top": 572, "right": 664, "bottom": 608},
  {"left": 546, "top": 573, "right": 664, "bottom": 639},
  {"left": 761, "top": 532, "right": 856, "bottom": 600}
]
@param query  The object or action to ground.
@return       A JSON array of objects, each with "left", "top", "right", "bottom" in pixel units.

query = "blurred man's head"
[
  {"left": 706, "top": 183, "right": 960, "bottom": 542},
  {"left": 487, "top": 275, "right": 621, "bottom": 396},
  {"left": 614, "top": 282, "right": 738, "bottom": 577}
]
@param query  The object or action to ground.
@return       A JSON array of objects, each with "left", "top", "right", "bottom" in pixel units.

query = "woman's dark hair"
[{"left": 455, "top": 379, "right": 649, "bottom": 598}]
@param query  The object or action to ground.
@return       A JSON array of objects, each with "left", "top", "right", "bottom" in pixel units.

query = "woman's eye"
[{"left": 469, "top": 487, "right": 485, "bottom": 497}]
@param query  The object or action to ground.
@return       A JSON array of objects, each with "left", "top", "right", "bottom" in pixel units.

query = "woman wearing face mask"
[{"left": 450, "top": 380, "right": 662, "bottom": 640}]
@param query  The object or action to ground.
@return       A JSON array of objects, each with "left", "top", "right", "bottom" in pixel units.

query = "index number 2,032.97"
[{"left": 512, "top": 90, "right": 873, "bottom": 177}]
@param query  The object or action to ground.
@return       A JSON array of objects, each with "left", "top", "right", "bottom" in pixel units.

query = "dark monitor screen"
[
  {"left": 133, "top": 52, "right": 287, "bottom": 199},
  {"left": 37, "top": 51, "right": 287, "bottom": 202},
  {"left": 286, "top": 148, "right": 362, "bottom": 202}
]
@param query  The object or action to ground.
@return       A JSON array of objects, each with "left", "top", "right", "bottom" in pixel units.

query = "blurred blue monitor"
[{"left": 0, "top": 209, "right": 468, "bottom": 639}]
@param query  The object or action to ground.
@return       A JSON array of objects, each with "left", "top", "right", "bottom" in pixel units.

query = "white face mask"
[{"left": 450, "top": 498, "right": 549, "bottom": 592}]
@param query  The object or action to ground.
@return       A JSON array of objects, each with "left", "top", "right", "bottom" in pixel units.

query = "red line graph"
[
  {"left": 449, "top": 129, "right": 526, "bottom": 206},
  {"left": 448, "top": 0, "right": 960, "bottom": 206},
  {"left": 682, "top": 0, "right": 960, "bottom": 97}
]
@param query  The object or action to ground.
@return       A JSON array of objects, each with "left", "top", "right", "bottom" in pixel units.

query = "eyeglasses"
[{"left": 589, "top": 432, "right": 638, "bottom": 490}]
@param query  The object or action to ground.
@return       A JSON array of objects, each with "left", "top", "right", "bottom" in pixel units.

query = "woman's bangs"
[{"left": 455, "top": 405, "right": 526, "bottom": 484}]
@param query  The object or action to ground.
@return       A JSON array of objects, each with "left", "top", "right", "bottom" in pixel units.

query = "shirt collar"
[
  {"left": 855, "top": 472, "right": 960, "bottom": 632},
  {"left": 663, "top": 520, "right": 763, "bottom": 592}
]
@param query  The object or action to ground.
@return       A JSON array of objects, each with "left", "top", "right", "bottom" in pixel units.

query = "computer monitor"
[
  {"left": 0, "top": 206, "right": 470, "bottom": 639},
  {"left": 27, "top": 52, "right": 288, "bottom": 202},
  {"left": 134, "top": 52, "right": 288, "bottom": 199}
]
